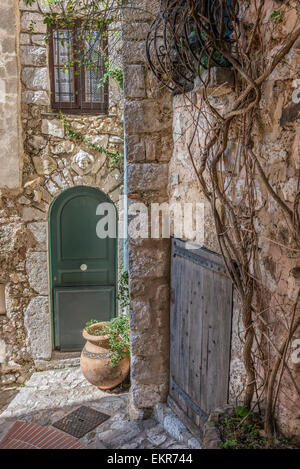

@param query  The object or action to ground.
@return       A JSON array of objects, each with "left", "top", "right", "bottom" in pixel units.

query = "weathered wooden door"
[
  {"left": 49, "top": 186, "right": 117, "bottom": 352},
  {"left": 169, "top": 238, "right": 233, "bottom": 439}
]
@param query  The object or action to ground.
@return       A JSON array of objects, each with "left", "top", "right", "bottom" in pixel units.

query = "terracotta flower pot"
[{"left": 80, "top": 322, "right": 130, "bottom": 391}]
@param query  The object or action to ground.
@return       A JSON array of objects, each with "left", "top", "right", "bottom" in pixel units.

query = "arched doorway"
[{"left": 49, "top": 186, "right": 117, "bottom": 352}]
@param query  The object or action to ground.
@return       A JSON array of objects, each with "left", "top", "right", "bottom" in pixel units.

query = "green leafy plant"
[
  {"left": 219, "top": 408, "right": 268, "bottom": 449},
  {"left": 271, "top": 10, "right": 284, "bottom": 24},
  {"left": 117, "top": 267, "right": 130, "bottom": 311},
  {"left": 85, "top": 315, "right": 130, "bottom": 368},
  {"left": 221, "top": 439, "right": 238, "bottom": 449},
  {"left": 235, "top": 405, "right": 252, "bottom": 419},
  {"left": 99, "top": 59, "right": 124, "bottom": 89}
]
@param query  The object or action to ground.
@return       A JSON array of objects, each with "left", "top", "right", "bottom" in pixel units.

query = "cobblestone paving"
[{"left": 0, "top": 366, "right": 189, "bottom": 449}]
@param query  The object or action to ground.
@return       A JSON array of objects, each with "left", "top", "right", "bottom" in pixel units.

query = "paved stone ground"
[{"left": 0, "top": 366, "right": 189, "bottom": 449}]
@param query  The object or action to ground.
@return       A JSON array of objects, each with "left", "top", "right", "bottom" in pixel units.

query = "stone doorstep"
[
  {"left": 153, "top": 403, "right": 202, "bottom": 449},
  {"left": 34, "top": 356, "right": 81, "bottom": 371}
]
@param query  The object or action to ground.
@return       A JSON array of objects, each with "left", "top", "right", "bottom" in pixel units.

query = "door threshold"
[
  {"left": 35, "top": 352, "right": 81, "bottom": 371},
  {"left": 51, "top": 351, "right": 81, "bottom": 360}
]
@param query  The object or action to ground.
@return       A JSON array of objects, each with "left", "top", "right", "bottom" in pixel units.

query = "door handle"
[{"left": 80, "top": 264, "right": 88, "bottom": 272}]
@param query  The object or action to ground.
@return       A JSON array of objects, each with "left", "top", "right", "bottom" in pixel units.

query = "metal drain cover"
[{"left": 53, "top": 406, "right": 110, "bottom": 439}]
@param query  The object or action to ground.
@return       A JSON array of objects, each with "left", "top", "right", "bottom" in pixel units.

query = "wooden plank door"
[
  {"left": 169, "top": 238, "right": 233, "bottom": 439},
  {"left": 49, "top": 186, "right": 117, "bottom": 352}
]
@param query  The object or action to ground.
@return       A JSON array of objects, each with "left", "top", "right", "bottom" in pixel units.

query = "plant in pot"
[{"left": 80, "top": 315, "right": 130, "bottom": 391}]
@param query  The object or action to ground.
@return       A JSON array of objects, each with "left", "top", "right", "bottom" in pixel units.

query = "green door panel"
[
  {"left": 49, "top": 186, "right": 117, "bottom": 351},
  {"left": 54, "top": 286, "right": 115, "bottom": 352}
]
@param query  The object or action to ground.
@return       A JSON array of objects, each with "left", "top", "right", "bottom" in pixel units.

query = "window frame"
[{"left": 48, "top": 21, "right": 109, "bottom": 115}]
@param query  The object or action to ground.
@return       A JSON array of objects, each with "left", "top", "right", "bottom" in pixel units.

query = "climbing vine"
[
  {"left": 24, "top": 0, "right": 300, "bottom": 446},
  {"left": 59, "top": 113, "right": 123, "bottom": 170},
  {"left": 147, "top": 0, "right": 300, "bottom": 445}
]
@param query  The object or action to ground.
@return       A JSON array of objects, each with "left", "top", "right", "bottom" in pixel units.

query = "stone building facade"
[
  {"left": 0, "top": 0, "right": 124, "bottom": 385},
  {"left": 0, "top": 0, "right": 299, "bottom": 446},
  {"left": 124, "top": 0, "right": 300, "bottom": 443}
]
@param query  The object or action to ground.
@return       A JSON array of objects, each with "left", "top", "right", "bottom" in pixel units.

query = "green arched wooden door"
[{"left": 49, "top": 186, "right": 117, "bottom": 352}]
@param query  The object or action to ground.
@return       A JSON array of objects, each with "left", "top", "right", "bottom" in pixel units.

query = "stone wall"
[
  {"left": 0, "top": 0, "right": 21, "bottom": 189},
  {"left": 0, "top": 1, "right": 124, "bottom": 385},
  {"left": 123, "top": 0, "right": 174, "bottom": 411},
  {"left": 167, "top": 4, "right": 300, "bottom": 442}
]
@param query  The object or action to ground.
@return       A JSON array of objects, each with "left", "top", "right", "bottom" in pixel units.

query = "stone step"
[{"left": 34, "top": 356, "right": 80, "bottom": 371}]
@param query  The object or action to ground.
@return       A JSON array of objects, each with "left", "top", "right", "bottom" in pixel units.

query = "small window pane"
[
  {"left": 55, "top": 68, "right": 74, "bottom": 102},
  {"left": 85, "top": 68, "right": 103, "bottom": 103},
  {"left": 85, "top": 32, "right": 102, "bottom": 65},
  {"left": 54, "top": 30, "right": 72, "bottom": 66},
  {"left": 84, "top": 31, "right": 104, "bottom": 103}
]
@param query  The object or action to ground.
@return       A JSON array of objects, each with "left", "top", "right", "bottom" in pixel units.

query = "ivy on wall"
[{"left": 60, "top": 113, "right": 124, "bottom": 171}]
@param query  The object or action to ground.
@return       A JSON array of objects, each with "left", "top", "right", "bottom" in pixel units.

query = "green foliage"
[
  {"left": 221, "top": 439, "right": 238, "bottom": 449},
  {"left": 235, "top": 405, "right": 252, "bottom": 418},
  {"left": 271, "top": 10, "right": 284, "bottom": 24},
  {"left": 117, "top": 268, "right": 130, "bottom": 311},
  {"left": 59, "top": 113, "right": 123, "bottom": 170},
  {"left": 99, "top": 60, "right": 124, "bottom": 89},
  {"left": 85, "top": 315, "right": 130, "bottom": 368},
  {"left": 85, "top": 319, "right": 99, "bottom": 332},
  {"left": 219, "top": 407, "right": 266, "bottom": 449}
]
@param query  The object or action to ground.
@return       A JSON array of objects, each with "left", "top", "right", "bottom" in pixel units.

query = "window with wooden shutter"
[{"left": 49, "top": 22, "right": 108, "bottom": 114}]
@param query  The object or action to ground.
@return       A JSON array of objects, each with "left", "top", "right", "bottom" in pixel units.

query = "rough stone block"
[
  {"left": 126, "top": 136, "right": 145, "bottom": 162},
  {"left": 130, "top": 299, "right": 151, "bottom": 332},
  {"left": 33, "top": 155, "right": 57, "bottom": 176},
  {"left": 20, "top": 46, "right": 47, "bottom": 66},
  {"left": 22, "top": 67, "right": 48, "bottom": 90},
  {"left": 0, "top": 225, "right": 15, "bottom": 252},
  {"left": 24, "top": 296, "right": 51, "bottom": 360},
  {"left": 27, "top": 222, "right": 47, "bottom": 250},
  {"left": 21, "top": 12, "right": 47, "bottom": 33},
  {"left": 28, "top": 135, "right": 47, "bottom": 151},
  {"left": 131, "top": 383, "right": 167, "bottom": 409},
  {"left": 122, "top": 41, "right": 146, "bottom": 64},
  {"left": 128, "top": 245, "right": 170, "bottom": 279},
  {"left": 101, "top": 169, "right": 122, "bottom": 194},
  {"left": 131, "top": 330, "right": 168, "bottom": 357},
  {"left": 22, "top": 207, "right": 45, "bottom": 222},
  {"left": 131, "top": 355, "right": 168, "bottom": 385},
  {"left": 22, "top": 90, "right": 49, "bottom": 106},
  {"left": 127, "top": 163, "right": 168, "bottom": 192},
  {"left": 122, "top": 22, "right": 150, "bottom": 41},
  {"left": 0, "top": 339, "right": 6, "bottom": 363},
  {"left": 50, "top": 141, "right": 74, "bottom": 154},
  {"left": 26, "top": 252, "right": 49, "bottom": 295},
  {"left": 41, "top": 119, "right": 64, "bottom": 138},
  {"left": 124, "top": 65, "right": 146, "bottom": 98},
  {"left": 20, "top": 33, "right": 31, "bottom": 44},
  {"left": 31, "top": 34, "right": 47, "bottom": 46},
  {"left": 125, "top": 100, "right": 172, "bottom": 134}
]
